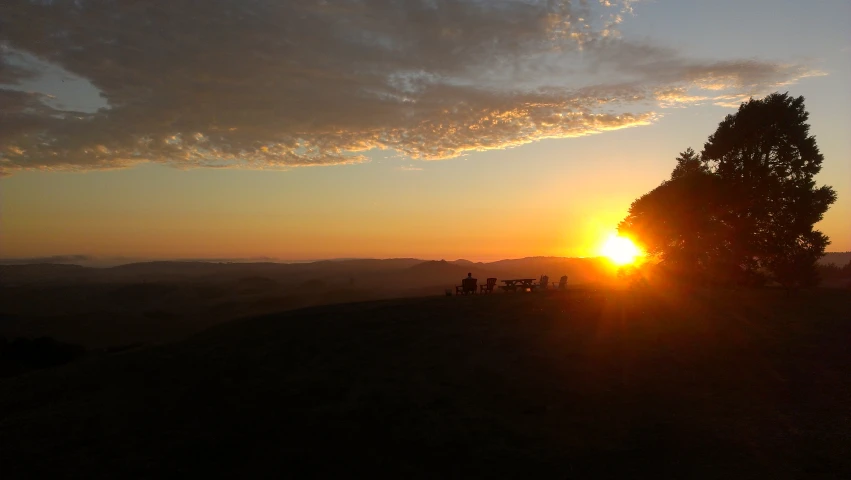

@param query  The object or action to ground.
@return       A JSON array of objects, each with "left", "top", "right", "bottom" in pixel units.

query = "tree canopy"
[{"left": 618, "top": 92, "right": 837, "bottom": 289}]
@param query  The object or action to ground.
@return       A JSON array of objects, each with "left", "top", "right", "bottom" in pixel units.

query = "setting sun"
[{"left": 601, "top": 234, "right": 641, "bottom": 265}]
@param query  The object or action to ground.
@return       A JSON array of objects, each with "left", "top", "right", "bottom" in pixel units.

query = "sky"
[{"left": 1, "top": 0, "right": 849, "bottom": 262}]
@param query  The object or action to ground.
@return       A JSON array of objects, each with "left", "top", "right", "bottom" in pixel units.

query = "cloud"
[
  {"left": 0, "top": 47, "right": 39, "bottom": 84},
  {"left": 0, "top": 0, "right": 822, "bottom": 175},
  {"left": 397, "top": 165, "right": 424, "bottom": 172}
]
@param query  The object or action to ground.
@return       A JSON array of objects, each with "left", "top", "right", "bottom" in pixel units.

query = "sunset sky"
[{"left": 1, "top": 0, "right": 849, "bottom": 263}]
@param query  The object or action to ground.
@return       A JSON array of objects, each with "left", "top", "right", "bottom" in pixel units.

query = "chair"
[
  {"left": 538, "top": 275, "right": 549, "bottom": 290},
  {"left": 553, "top": 275, "right": 568, "bottom": 290},
  {"left": 480, "top": 278, "right": 497, "bottom": 293},
  {"left": 456, "top": 277, "right": 478, "bottom": 295}
]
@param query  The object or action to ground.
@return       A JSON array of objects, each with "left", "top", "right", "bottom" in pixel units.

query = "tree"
[
  {"left": 701, "top": 92, "right": 837, "bottom": 290},
  {"left": 618, "top": 151, "right": 726, "bottom": 283},
  {"left": 670, "top": 147, "right": 708, "bottom": 180},
  {"left": 619, "top": 93, "right": 837, "bottom": 289}
]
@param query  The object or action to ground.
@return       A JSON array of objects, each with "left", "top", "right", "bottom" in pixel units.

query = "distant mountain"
[
  {"left": 5, "top": 252, "right": 847, "bottom": 289},
  {"left": 367, "top": 260, "right": 501, "bottom": 289},
  {"left": 409, "top": 260, "right": 463, "bottom": 271},
  {"left": 0, "top": 256, "right": 619, "bottom": 287},
  {"left": 482, "top": 256, "right": 611, "bottom": 284},
  {"left": 0, "top": 255, "right": 94, "bottom": 265},
  {"left": 0, "top": 263, "right": 93, "bottom": 284},
  {"left": 0, "top": 256, "right": 145, "bottom": 268},
  {"left": 5, "top": 251, "right": 849, "bottom": 270},
  {"left": 451, "top": 259, "right": 485, "bottom": 266},
  {"left": 408, "top": 260, "right": 475, "bottom": 278}
]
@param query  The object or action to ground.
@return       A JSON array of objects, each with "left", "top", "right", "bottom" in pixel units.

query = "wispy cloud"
[
  {"left": 0, "top": 0, "right": 822, "bottom": 175},
  {"left": 397, "top": 165, "right": 424, "bottom": 172}
]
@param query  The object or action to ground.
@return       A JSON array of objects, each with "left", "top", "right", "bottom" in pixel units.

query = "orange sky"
[
  {"left": 1, "top": 1, "right": 849, "bottom": 262},
  {"left": 3, "top": 114, "right": 848, "bottom": 262}
]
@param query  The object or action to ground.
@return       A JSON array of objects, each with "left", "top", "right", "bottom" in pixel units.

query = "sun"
[{"left": 601, "top": 234, "right": 641, "bottom": 266}]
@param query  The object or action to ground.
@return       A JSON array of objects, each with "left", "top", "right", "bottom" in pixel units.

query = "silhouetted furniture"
[
  {"left": 553, "top": 275, "right": 568, "bottom": 290},
  {"left": 537, "top": 275, "right": 549, "bottom": 290},
  {"left": 480, "top": 278, "right": 497, "bottom": 293},
  {"left": 499, "top": 278, "right": 536, "bottom": 292},
  {"left": 456, "top": 278, "right": 478, "bottom": 295}
]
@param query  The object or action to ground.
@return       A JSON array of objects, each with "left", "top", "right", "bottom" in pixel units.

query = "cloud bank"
[{"left": 0, "top": 0, "right": 820, "bottom": 175}]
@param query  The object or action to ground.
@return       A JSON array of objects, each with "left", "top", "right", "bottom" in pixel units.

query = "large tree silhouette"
[{"left": 619, "top": 93, "right": 837, "bottom": 289}]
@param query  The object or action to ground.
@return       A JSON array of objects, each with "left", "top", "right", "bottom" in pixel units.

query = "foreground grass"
[{"left": 1, "top": 287, "right": 849, "bottom": 478}]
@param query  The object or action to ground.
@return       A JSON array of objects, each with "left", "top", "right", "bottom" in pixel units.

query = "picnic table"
[{"left": 499, "top": 278, "right": 538, "bottom": 292}]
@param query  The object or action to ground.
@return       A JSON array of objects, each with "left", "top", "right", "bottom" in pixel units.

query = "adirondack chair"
[
  {"left": 553, "top": 275, "right": 568, "bottom": 290},
  {"left": 480, "top": 277, "right": 497, "bottom": 293},
  {"left": 456, "top": 277, "right": 478, "bottom": 295},
  {"left": 538, "top": 275, "right": 549, "bottom": 290}
]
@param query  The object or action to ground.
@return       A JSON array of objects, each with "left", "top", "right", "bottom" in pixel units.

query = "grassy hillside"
[
  {"left": 1, "top": 287, "right": 849, "bottom": 478},
  {"left": 0, "top": 257, "right": 613, "bottom": 347}
]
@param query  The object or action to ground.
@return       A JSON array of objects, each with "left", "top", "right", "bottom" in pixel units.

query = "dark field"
[{"left": 1, "top": 288, "right": 849, "bottom": 478}]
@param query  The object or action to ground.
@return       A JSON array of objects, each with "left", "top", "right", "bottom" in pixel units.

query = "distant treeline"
[{"left": 816, "top": 259, "right": 851, "bottom": 282}]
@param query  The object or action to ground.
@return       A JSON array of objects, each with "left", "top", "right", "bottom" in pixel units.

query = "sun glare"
[{"left": 601, "top": 234, "right": 641, "bottom": 266}]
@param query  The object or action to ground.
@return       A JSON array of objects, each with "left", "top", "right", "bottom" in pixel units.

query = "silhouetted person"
[{"left": 461, "top": 273, "right": 477, "bottom": 294}]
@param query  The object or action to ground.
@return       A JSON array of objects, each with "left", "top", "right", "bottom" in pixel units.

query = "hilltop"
[
  {"left": 0, "top": 256, "right": 604, "bottom": 286},
  {"left": 1, "top": 288, "right": 849, "bottom": 477},
  {"left": 3, "top": 254, "right": 848, "bottom": 349},
  {"left": 0, "top": 257, "right": 610, "bottom": 348}
]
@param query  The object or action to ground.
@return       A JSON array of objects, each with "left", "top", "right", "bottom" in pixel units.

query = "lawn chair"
[
  {"left": 455, "top": 277, "right": 478, "bottom": 295},
  {"left": 480, "top": 278, "right": 497, "bottom": 294},
  {"left": 553, "top": 275, "right": 568, "bottom": 290},
  {"left": 538, "top": 275, "right": 549, "bottom": 290}
]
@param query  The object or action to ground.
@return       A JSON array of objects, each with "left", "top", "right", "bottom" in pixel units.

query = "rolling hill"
[
  {"left": 1, "top": 288, "right": 849, "bottom": 477},
  {"left": 1, "top": 254, "right": 846, "bottom": 349}
]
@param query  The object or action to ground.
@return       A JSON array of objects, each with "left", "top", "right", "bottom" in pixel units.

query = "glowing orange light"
[{"left": 601, "top": 234, "right": 641, "bottom": 265}]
